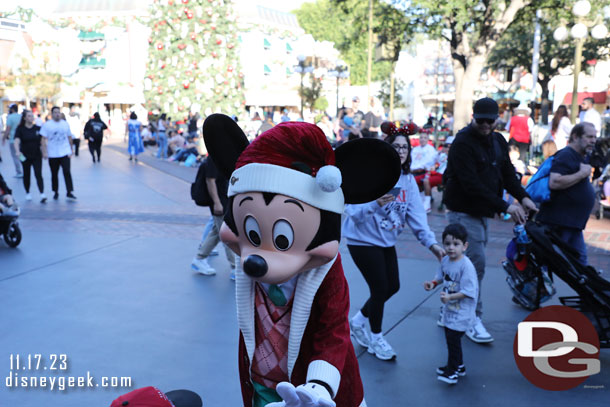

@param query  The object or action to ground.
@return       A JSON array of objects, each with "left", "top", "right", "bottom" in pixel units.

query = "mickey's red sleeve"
[{"left": 305, "top": 255, "right": 352, "bottom": 398}]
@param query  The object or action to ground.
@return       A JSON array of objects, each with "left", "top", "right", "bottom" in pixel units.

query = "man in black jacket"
[{"left": 443, "top": 97, "right": 537, "bottom": 344}]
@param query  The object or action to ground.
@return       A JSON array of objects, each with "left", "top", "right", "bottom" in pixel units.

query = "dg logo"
[{"left": 513, "top": 305, "right": 601, "bottom": 390}]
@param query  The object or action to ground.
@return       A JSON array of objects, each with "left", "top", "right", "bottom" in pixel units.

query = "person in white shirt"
[
  {"left": 66, "top": 105, "right": 82, "bottom": 157},
  {"left": 40, "top": 106, "right": 76, "bottom": 200},
  {"left": 580, "top": 97, "right": 602, "bottom": 137},
  {"left": 410, "top": 130, "right": 439, "bottom": 212}
]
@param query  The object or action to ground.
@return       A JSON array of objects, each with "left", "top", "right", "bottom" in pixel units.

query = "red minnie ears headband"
[{"left": 380, "top": 121, "right": 419, "bottom": 136}]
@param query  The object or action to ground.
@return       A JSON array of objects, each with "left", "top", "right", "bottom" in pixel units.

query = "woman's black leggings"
[
  {"left": 347, "top": 245, "right": 400, "bottom": 333},
  {"left": 22, "top": 157, "right": 44, "bottom": 193}
]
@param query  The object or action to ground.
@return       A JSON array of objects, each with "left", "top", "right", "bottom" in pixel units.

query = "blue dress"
[{"left": 127, "top": 119, "right": 144, "bottom": 156}]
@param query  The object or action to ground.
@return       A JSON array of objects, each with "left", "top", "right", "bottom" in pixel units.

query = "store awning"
[
  {"left": 263, "top": 38, "right": 271, "bottom": 48},
  {"left": 79, "top": 55, "right": 106, "bottom": 68},
  {"left": 78, "top": 31, "right": 105, "bottom": 41},
  {"left": 263, "top": 64, "right": 271, "bottom": 74},
  {"left": 562, "top": 91, "right": 606, "bottom": 105},
  {"left": 286, "top": 42, "right": 292, "bottom": 52},
  {"left": 286, "top": 67, "right": 292, "bottom": 75}
]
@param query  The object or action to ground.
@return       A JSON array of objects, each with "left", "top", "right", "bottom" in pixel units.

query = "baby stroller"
[
  {"left": 594, "top": 164, "right": 610, "bottom": 219},
  {"left": 503, "top": 221, "right": 610, "bottom": 348},
  {"left": 0, "top": 204, "right": 21, "bottom": 248}
]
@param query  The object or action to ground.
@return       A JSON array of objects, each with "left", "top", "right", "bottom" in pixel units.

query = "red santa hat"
[{"left": 228, "top": 122, "right": 344, "bottom": 214}]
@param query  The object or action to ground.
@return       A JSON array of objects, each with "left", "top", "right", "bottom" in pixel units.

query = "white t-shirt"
[
  {"left": 67, "top": 115, "right": 81, "bottom": 139},
  {"left": 410, "top": 144, "right": 437, "bottom": 171},
  {"left": 40, "top": 119, "right": 73, "bottom": 158},
  {"left": 582, "top": 108, "right": 602, "bottom": 136}
]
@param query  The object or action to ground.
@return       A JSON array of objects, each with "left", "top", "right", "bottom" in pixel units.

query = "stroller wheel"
[{"left": 4, "top": 222, "right": 22, "bottom": 248}]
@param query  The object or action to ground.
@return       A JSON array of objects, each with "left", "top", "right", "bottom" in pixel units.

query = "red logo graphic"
[{"left": 513, "top": 305, "right": 600, "bottom": 390}]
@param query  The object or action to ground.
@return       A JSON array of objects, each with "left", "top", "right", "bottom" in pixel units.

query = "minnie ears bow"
[{"left": 381, "top": 121, "right": 419, "bottom": 136}]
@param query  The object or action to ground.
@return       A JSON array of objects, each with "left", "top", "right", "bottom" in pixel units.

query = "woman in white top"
[{"left": 550, "top": 105, "right": 572, "bottom": 150}]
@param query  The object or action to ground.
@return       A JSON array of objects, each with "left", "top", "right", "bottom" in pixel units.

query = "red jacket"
[
  {"left": 509, "top": 115, "right": 530, "bottom": 143},
  {"left": 238, "top": 256, "right": 364, "bottom": 406}
]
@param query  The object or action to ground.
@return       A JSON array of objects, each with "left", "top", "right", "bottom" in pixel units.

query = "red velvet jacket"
[{"left": 238, "top": 255, "right": 364, "bottom": 406}]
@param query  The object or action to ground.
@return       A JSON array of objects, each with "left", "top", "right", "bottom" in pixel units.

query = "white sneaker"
[
  {"left": 466, "top": 317, "right": 494, "bottom": 343},
  {"left": 191, "top": 257, "right": 216, "bottom": 275},
  {"left": 423, "top": 196, "right": 431, "bottom": 213},
  {"left": 25, "top": 193, "right": 32, "bottom": 201},
  {"left": 349, "top": 319, "right": 371, "bottom": 347},
  {"left": 367, "top": 336, "right": 397, "bottom": 361}
]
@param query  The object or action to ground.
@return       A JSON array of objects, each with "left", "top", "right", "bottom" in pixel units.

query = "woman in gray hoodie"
[{"left": 343, "top": 122, "right": 444, "bottom": 361}]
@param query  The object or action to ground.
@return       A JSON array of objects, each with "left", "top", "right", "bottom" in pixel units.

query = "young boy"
[{"left": 424, "top": 223, "right": 478, "bottom": 384}]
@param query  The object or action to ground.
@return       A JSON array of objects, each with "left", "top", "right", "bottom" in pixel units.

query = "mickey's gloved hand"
[{"left": 266, "top": 382, "right": 335, "bottom": 407}]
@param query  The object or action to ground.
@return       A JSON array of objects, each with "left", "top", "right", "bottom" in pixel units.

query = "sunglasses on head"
[{"left": 475, "top": 118, "right": 495, "bottom": 125}]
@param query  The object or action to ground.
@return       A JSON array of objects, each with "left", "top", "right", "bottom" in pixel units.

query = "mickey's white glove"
[{"left": 266, "top": 382, "right": 336, "bottom": 407}]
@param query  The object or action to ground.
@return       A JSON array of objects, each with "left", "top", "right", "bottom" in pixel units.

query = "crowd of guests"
[{"left": 186, "top": 96, "right": 608, "bottom": 390}]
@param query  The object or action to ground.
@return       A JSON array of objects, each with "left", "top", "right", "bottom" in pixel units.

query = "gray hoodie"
[{"left": 342, "top": 173, "right": 438, "bottom": 249}]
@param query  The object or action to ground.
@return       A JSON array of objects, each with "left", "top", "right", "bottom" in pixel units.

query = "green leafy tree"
[
  {"left": 294, "top": 0, "right": 394, "bottom": 85},
  {"left": 488, "top": 3, "right": 610, "bottom": 124},
  {"left": 299, "top": 74, "right": 325, "bottom": 112},
  {"left": 144, "top": 0, "right": 244, "bottom": 115},
  {"left": 401, "top": 0, "right": 537, "bottom": 132},
  {"left": 378, "top": 77, "right": 405, "bottom": 110}
]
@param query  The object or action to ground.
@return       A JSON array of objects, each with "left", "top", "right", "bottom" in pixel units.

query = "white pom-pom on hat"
[{"left": 316, "top": 165, "right": 342, "bottom": 192}]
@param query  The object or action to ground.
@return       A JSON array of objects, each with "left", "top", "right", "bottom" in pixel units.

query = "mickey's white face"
[{"left": 220, "top": 192, "right": 339, "bottom": 284}]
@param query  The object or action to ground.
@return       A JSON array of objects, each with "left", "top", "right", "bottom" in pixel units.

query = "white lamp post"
[
  {"left": 294, "top": 55, "right": 314, "bottom": 119},
  {"left": 553, "top": 0, "right": 608, "bottom": 123},
  {"left": 328, "top": 60, "right": 349, "bottom": 116}
]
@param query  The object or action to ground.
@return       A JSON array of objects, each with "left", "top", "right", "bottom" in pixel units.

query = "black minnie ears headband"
[{"left": 202, "top": 114, "right": 401, "bottom": 204}]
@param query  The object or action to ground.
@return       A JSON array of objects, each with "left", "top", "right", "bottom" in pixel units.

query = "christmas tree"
[{"left": 144, "top": 0, "right": 244, "bottom": 116}]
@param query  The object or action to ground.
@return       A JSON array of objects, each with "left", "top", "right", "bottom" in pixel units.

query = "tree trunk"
[{"left": 452, "top": 54, "right": 485, "bottom": 133}]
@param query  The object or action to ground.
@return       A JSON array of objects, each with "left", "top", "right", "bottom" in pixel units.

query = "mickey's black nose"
[{"left": 243, "top": 255, "right": 268, "bottom": 278}]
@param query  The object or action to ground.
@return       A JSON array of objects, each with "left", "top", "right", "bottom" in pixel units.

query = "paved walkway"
[{"left": 0, "top": 140, "right": 608, "bottom": 406}]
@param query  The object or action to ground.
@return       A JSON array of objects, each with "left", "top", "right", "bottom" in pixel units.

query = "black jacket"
[
  {"left": 443, "top": 125, "right": 529, "bottom": 218},
  {"left": 0, "top": 172, "right": 12, "bottom": 196}
]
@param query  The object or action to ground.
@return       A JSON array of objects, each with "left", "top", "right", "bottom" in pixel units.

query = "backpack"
[
  {"left": 190, "top": 158, "right": 212, "bottom": 206},
  {"left": 525, "top": 155, "right": 555, "bottom": 203}
]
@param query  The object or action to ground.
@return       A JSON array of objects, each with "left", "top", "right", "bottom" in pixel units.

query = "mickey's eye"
[
  {"left": 244, "top": 216, "right": 261, "bottom": 247},
  {"left": 272, "top": 220, "right": 294, "bottom": 251}
]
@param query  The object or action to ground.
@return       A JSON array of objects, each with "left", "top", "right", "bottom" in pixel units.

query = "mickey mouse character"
[{"left": 203, "top": 114, "right": 401, "bottom": 407}]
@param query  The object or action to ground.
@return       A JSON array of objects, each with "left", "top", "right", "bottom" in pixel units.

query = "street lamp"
[
  {"left": 553, "top": 0, "right": 608, "bottom": 123},
  {"left": 294, "top": 54, "right": 313, "bottom": 119},
  {"left": 328, "top": 60, "right": 349, "bottom": 117}
]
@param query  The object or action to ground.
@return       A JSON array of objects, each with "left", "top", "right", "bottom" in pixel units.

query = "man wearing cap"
[{"left": 443, "top": 97, "right": 537, "bottom": 344}]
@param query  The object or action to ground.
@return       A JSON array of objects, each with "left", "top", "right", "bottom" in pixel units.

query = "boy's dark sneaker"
[
  {"left": 66, "top": 193, "right": 77, "bottom": 201},
  {"left": 437, "top": 369, "right": 459, "bottom": 384},
  {"left": 53, "top": 192, "right": 59, "bottom": 200},
  {"left": 436, "top": 364, "right": 466, "bottom": 376}
]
